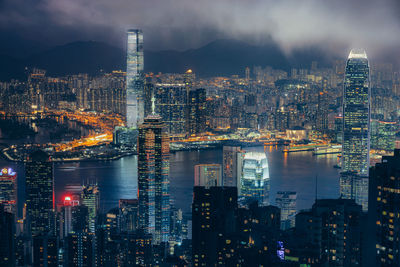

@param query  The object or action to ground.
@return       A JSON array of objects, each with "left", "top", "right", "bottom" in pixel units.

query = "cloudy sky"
[{"left": 1, "top": 0, "right": 400, "bottom": 60}]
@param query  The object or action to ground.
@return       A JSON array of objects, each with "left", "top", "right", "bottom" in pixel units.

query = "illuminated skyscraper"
[
  {"left": 126, "top": 29, "right": 144, "bottom": 128},
  {"left": 0, "top": 167, "right": 17, "bottom": 214},
  {"left": 340, "top": 49, "right": 370, "bottom": 211},
  {"left": 188, "top": 88, "right": 207, "bottom": 135},
  {"left": 138, "top": 109, "right": 170, "bottom": 244},
  {"left": 240, "top": 152, "right": 270, "bottom": 205},
  {"left": 25, "top": 150, "right": 54, "bottom": 236},
  {"left": 194, "top": 164, "right": 222, "bottom": 188},
  {"left": 81, "top": 184, "right": 99, "bottom": 233}
]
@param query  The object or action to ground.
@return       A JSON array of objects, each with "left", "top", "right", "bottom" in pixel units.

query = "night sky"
[{"left": 1, "top": 0, "right": 400, "bottom": 61}]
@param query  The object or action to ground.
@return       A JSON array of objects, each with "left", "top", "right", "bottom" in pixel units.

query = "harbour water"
[{"left": 7, "top": 145, "right": 341, "bottom": 216}]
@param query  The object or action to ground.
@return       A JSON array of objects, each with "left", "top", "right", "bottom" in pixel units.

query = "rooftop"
[{"left": 348, "top": 49, "right": 367, "bottom": 59}]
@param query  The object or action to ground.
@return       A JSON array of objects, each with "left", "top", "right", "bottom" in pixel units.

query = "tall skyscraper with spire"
[
  {"left": 126, "top": 29, "right": 144, "bottom": 128},
  {"left": 340, "top": 49, "right": 370, "bottom": 211},
  {"left": 137, "top": 97, "right": 170, "bottom": 243}
]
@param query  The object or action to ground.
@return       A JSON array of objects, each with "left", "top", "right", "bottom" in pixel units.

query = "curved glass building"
[
  {"left": 240, "top": 152, "right": 270, "bottom": 205},
  {"left": 340, "top": 49, "right": 370, "bottom": 211}
]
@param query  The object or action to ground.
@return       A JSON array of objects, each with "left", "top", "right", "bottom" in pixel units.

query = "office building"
[
  {"left": 370, "top": 149, "right": 400, "bottom": 266},
  {"left": 276, "top": 191, "right": 297, "bottom": 230},
  {"left": 192, "top": 186, "right": 238, "bottom": 266},
  {"left": 25, "top": 150, "right": 54, "bottom": 236},
  {"left": 194, "top": 164, "right": 222, "bottom": 188},
  {"left": 126, "top": 29, "right": 144, "bottom": 128},
  {"left": 222, "top": 145, "right": 243, "bottom": 188},
  {"left": 340, "top": 49, "right": 370, "bottom": 211},
  {"left": 138, "top": 112, "right": 170, "bottom": 243},
  {"left": 240, "top": 152, "right": 270, "bottom": 205},
  {"left": 0, "top": 167, "right": 17, "bottom": 214},
  {"left": 81, "top": 184, "right": 99, "bottom": 233}
]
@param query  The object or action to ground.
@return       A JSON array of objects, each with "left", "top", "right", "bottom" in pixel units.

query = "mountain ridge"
[{"left": 0, "top": 39, "right": 332, "bottom": 81}]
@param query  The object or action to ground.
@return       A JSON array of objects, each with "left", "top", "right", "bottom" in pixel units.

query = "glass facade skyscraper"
[
  {"left": 240, "top": 152, "right": 270, "bottom": 205},
  {"left": 126, "top": 29, "right": 144, "bottom": 128},
  {"left": 340, "top": 49, "right": 370, "bottom": 211},
  {"left": 80, "top": 184, "right": 99, "bottom": 233},
  {"left": 138, "top": 113, "right": 170, "bottom": 244},
  {"left": 25, "top": 150, "right": 54, "bottom": 236}
]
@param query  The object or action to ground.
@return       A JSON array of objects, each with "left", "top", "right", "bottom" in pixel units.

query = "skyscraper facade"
[
  {"left": 188, "top": 88, "right": 207, "bottom": 135},
  {"left": 138, "top": 113, "right": 170, "bottom": 243},
  {"left": 154, "top": 83, "right": 187, "bottom": 136},
  {"left": 0, "top": 167, "right": 17, "bottom": 214},
  {"left": 192, "top": 186, "right": 238, "bottom": 266},
  {"left": 340, "top": 49, "right": 370, "bottom": 211},
  {"left": 25, "top": 150, "right": 54, "bottom": 236},
  {"left": 276, "top": 191, "right": 297, "bottom": 230},
  {"left": 240, "top": 152, "right": 270, "bottom": 205},
  {"left": 194, "top": 164, "right": 222, "bottom": 188},
  {"left": 81, "top": 184, "right": 99, "bottom": 233},
  {"left": 126, "top": 29, "right": 144, "bottom": 128},
  {"left": 222, "top": 146, "right": 243, "bottom": 188},
  {"left": 370, "top": 149, "right": 400, "bottom": 266}
]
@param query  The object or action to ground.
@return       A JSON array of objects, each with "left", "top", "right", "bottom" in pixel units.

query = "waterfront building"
[
  {"left": 126, "top": 29, "right": 144, "bottom": 128},
  {"left": 275, "top": 191, "right": 297, "bottom": 230},
  {"left": 0, "top": 167, "right": 17, "bottom": 214},
  {"left": 240, "top": 152, "right": 270, "bottom": 205},
  {"left": 194, "top": 164, "right": 222, "bottom": 188},
  {"left": 222, "top": 145, "right": 243, "bottom": 188},
  {"left": 340, "top": 49, "right": 370, "bottom": 211},
  {"left": 370, "top": 149, "right": 400, "bottom": 266},
  {"left": 138, "top": 111, "right": 170, "bottom": 244},
  {"left": 113, "top": 126, "right": 138, "bottom": 146},
  {"left": 192, "top": 186, "right": 238, "bottom": 266},
  {"left": 25, "top": 150, "right": 54, "bottom": 236},
  {"left": 81, "top": 184, "right": 99, "bottom": 233}
]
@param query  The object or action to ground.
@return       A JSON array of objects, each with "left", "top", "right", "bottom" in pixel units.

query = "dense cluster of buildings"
[{"left": 1, "top": 29, "right": 400, "bottom": 267}]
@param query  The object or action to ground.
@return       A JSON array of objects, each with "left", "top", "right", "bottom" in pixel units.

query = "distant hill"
[{"left": 0, "top": 39, "right": 333, "bottom": 81}]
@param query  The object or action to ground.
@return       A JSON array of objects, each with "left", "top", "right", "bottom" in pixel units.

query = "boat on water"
[
  {"left": 283, "top": 143, "right": 326, "bottom": 153},
  {"left": 313, "top": 145, "right": 342, "bottom": 155}
]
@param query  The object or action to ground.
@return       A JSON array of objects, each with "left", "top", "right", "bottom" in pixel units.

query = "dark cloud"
[{"left": 0, "top": 0, "right": 400, "bottom": 61}]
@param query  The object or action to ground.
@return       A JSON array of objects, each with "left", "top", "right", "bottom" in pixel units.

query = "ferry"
[
  {"left": 313, "top": 145, "right": 342, "bottom": 155},
  {"left": 283, "top": 143, "right": 326, "bottom": 153}
]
